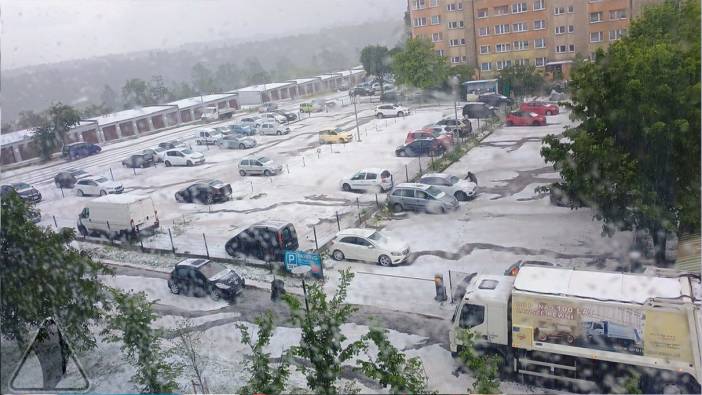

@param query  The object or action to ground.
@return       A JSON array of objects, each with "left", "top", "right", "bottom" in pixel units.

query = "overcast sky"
[{"left": 2, "top": 0, "right": 405, "bottom": 70}]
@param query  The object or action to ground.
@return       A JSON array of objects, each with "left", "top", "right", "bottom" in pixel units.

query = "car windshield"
[
  {"left": 258, "top": 157, "right": 271, "bottom": 163},
  {"left": 426, "top": 185, "right": 445, "bottom": 198},
  {"left": 368, "top": 231, "right": 388, "bottom": 244},
  {"left": 12, "top": 182, "right": 31, "bottom": 189},
  {"left": 181, "top": 149, "right": 193, "bottom": 154},
  {"left": 94, "top": 177, "right": 109, "bottom": 183},
  {"left": 207, "top": 180, "right": 223, "bottom": 186},
  {"left": 449, "top": 176, "right": 460, "bottom": 185},
  {"left": 198, "top": 261, "right": 228, "bottom": 279}
]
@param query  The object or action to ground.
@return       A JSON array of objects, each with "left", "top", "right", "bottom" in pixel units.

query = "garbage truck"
[{"left": 448, "top": 265, "right": 702, "bottom": 393}]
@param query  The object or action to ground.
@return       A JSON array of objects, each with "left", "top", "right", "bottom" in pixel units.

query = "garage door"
[
  {"left": 136, "top": 119, "right": 150, "bottom": 133},
  {"left": 82, "top": 129, "right": 99, "bottom": 144},
  {"left": 119, "top": 122, "right": 135, "bottom": 137},
  {"left": 102, "top": 125, "right": 119, "bottom": 141},
  {"left": 180, "top": 109, "right": 192, "bottom": 122},
  {"left": 1, "top": 147, "right": 17, "bottom": 164},
  {"left": 151, "top": 115, "right": 165, "bottom": 130}
]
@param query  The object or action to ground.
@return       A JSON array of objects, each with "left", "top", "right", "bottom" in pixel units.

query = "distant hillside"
[{"left": 2, "top": 19, "right": 405, "bottom": 122}]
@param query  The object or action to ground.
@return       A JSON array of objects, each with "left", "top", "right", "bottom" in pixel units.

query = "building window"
[
  {"left": 554, "top": 6, "right": 565, "bottom": 15},
  {"left": 590, "top": 31, "right": 603, "bottom": 42},
  {"left": 609, "top": 9, "right": 627, "bottom": 19},
  {"left": 451, "top": 56, "right": 462, "bottom": 64},
  {"left": 496, "top": 43, "right": 512, "bottom": 52},
  {"left": 496, "top": 60, "right": 512, "bottom": 70},
  {"left": 513, "top": 40, "right": 529, "bottom": 50},
  {"left": 512, "top": 2, "right": 528, "bottom": 13},
  {"left": 480, "top": 62, "right": 492, "bottom": 71},
  {"left": 413, "top": 17, "right": 427, "bottom": 27},
  {"left": 479, "top": 26, "right": 491, "bottom": 36},
  {"left": 533, "top": 0, "right": 545, "bottom": 10},
  {"left": 430, "top": 0, "right": 439, "bottom": 7},
  {"left": 436, "top": 49, "right": 445, "bottom": 56},
  {"left": 461, "top": 56, "right": 467, "bottom": 62},
  {"left": 567, "top": 5, "right": 575, "bottom": 13},
  {"left": 431, "top": 15, "right": 441, "bottom": 25},
  {"left": 515, "top": 58, "right": 529, "bottom": 66},
  {"left": 448, "top": 20, "right": 464, "bottom": 29},
  {"left": 568, "top": 25, "right": 575, "bottom": 33},
  {"left": 477, "top": 8, "right": 488, "bottom": 18},
  {"left": 432, "top": 32, "right": 443, "bottom": 42},
  {"left": 535, "top": 57, "right": 546, "bottom": 67},
  {"left": 609, "top": 29, "right": 626, "bottom": 41},
  {"left": 590, "top": 11, "right": 602, "bottom": 23},
  {"left": 480, "top": 45, "right": 490, "bottom": 54},
  {"left": 555, "top": 25, "right": 566, "bottom": 34},
  {"left": 494, "top": 5, "right": 509, "bottom": 15},
  {"left": 495, "top": 24, "right": 510, "bottom": 34},
  {"left": 412, "top": 0, "right": 426, "bottom": 10},
  {"left": 533, "top": 19, "right": 545, "bottom": 30},
  {"left": 449, "top": 38, "right": 466, "bottom": 46},
  {"left": 513, "top": 22, "right": 528, "bottom": 32},
  {"left": 555, "top": 44, "right": 575, "bottom": 53},
  {"left": 534, "top": 38, "right": 546, "bottom": 48},
  {"left": 447, "top": 2, "right": 463, "bottom": 11}
]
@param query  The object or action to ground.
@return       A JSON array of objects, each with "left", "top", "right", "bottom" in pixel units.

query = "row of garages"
[{"left": 1, "top": 66, "right": 366, "bottom": 166}]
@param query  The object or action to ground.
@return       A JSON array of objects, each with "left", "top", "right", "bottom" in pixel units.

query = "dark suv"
[
  {"left": 478, "top": 93, "right": 513, "bottom": 107},
  {"left": 62, "top": 142, "right": 101, "bottom": 160},
  {"left": 462, "top": 102, "right": 497, "bottom": 119},
  {"left": 54, "top": 168, "right": 90, "bottom": 188},
  {"left": 225, "top": 221, "right": 298, "bottom": 262},
  {"left": 175, "top": 180, "right": 232, "bottom": 204},
  {"left": 167, "top": 259, "right": 244, "bottom": 301},
  {"left": 0, "top": 182, "right": 42, "bottom": 203},
  {"left": 395, "top": 138, "right": 445, "bottom": 157}
]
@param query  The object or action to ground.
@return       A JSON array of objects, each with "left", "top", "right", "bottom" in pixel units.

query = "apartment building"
[{"left": 408, "top": 0, "right": 663, "bottom": 79}]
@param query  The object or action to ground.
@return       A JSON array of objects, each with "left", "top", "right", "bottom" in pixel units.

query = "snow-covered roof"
[
  {"left": 91, "top": 193, "right": 153, "bottom": 204},
  {"left": 317, "top": 73, "right": 340, "bottom": 80},
  {"left": 287, "top": 78, "right": 319, "bottom": 84},
  {"left": 167, "top": 93, "right": 236, "bottom": 109},
  {"left": 0, "top": 128, "right": 35, "bottom": 146},
  {"left": 513, "top": 266, "right": 687, "bottom": 304},
  {"left": 337, "top": 69, "right": 364, "bottom": 77},
  {"left": 85, "top": 106, "right": 174, "bottom": 126},
  {"left": 236, "top": 82, "right": 294, "bottom": 93}
]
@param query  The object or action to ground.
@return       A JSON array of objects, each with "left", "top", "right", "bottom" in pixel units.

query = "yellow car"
[{"left": 319, "top": 129, "right": 353, "bottom": 144}]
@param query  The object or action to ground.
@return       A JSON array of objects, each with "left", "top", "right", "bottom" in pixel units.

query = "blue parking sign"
[{"left": 284, "top": 250, "right": 323, "bottom": 278}]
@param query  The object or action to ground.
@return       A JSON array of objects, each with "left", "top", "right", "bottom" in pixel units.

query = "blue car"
[
  {"left": 62, "top": 142, "right": 101, "bottom": 160},
  {"left": 229, "top": 124, "right": 256, "bottom": 136}
]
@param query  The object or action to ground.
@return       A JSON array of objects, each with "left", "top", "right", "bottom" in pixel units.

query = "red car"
[
  {"left": 520, "top": 101, "right": 559, "bottom": 116},
  {"left": 506, "top": 111, "right": 546, "bottom": 126},
  {"left": 405, "top": 128, "right": 454, "bottom": 149}
]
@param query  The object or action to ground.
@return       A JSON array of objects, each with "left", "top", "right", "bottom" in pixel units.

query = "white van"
[{"left": 77, "top": 194, "right": 159, "bottom": 239}]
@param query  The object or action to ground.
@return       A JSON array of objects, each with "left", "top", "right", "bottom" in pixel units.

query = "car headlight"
[{"left": 391, "top": 251, "right": 403, "bottom": 256}]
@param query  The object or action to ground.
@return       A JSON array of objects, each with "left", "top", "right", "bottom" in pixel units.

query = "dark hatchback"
[
  {"left": 122, "top": 153, "right": 155, "bottom": 168},
  {"left": 225, "top": 221, "right": 298, "bottom": 262},
  {"left": 0, "top": 182, "right": 42, "bottom": 203},
  {"left": 168, "top": 259, "right": 244, "bottom": 301},
  {"left": 62, "top": 142, "right": 101, "bottom": 160},
  {"left": 395, "top": 138, "right": 446, "bottom": 157},
  {"left": 478, "top": 93, "right": 513, "bottom": 107},
  {"left": 175, "top": 180, "right": 232, "bottom": 204},
  {"left": 54, "top": 168, "right": 90, "bottom": 188}
]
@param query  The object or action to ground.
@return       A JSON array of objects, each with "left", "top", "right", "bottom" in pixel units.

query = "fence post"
[
  {"left": 60, "top": 187, "right": 65, "bottom": 198},
  {"left": 286, "top": 164, "right": 290, "bottom": 174},
  {"left": 302, "top": 157, "right": 306, "bottom": 167},
  {"left": 336, "top": 211, "right": 341, "bottom": 231},
  {"left": 107, "top": 220, "right": 113, "bottom": 245},
  {"left": 133, "top": 167, "right": 136, "bottom": 176},
  {"left": 168, "top": 228, "right": 176, "bottom": 255},
  {"left": 203, "top": 233, "right": 210, "bottom": 258},
  {"left": 109, "top": 168, "right": 114, "bottom": 181},
  {"left": 405, "top": 165, "right": 409, "bottom": 182},
  {"left": 53, "top": 215, "right": 58, "bottom": 228},
  {"left": 375, "top": 193, "right": 379, "bottom": 208},
  {"left": 358, "top": 211, "right": 362, "bottom": 224},
  {"left": 418, "top": 157, "right": 422, "bottom": 174},
  {"left": 356, "top": 197, "right": 360, "bottom": 210},
  {"left": 250, "top": 181, "right": 254, "bottom": 193},
  {"left": 312, "top": 226, "right": 319, "bottom": 250},
  {"left": 137, "top": 225, "right": 144, "bottom": 252}
]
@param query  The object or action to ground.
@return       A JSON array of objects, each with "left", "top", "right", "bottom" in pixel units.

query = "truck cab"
[{"left": 449, "top": 274, "right": 514, "bottom": 353}]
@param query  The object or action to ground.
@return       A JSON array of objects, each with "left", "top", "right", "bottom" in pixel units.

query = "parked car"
[
  {"left": 61, "top": 142, "right": 101, "bottom": 160},
  {"left": 195, "top": 128, "right": 222, "bottom": 145},
  {"left": 122, "top": 153, "right": 155, "bottom": 168},
  {"left": 168, "top": 258, "right": 244, "bottom": 301},
  {"left": 158, "top": 140, "right": 187, "bottom": 150},
  {"left": 506, "top": 110, "right": 546, "bottom": 126},
  {"left": 340, "top": 168, "right": 393, "bottom": 193},
  {"left": 330, "top": 228, "right": 410, "bottom": 266},
  {"left": 478, "top": 93, "right": 513, "bottom": 107},
  {"left": 218, "top": 134, "right": 256, "bottom": 149},
  {"left": 26, "top": 207, "right": 41, "bottom": 223},
  {"left": 212, "top": 126, "right": 232, "bottom": 136},
  {"left": 319, "top": 128, "right": 353, "bottom": 144},
  {"left": 350, "top": 86, "right": 374, "bottom": 96},
  {"left": 238, "top": 156, "right": 283, "bottom": 176},
  {"left": 258, "top": 102, "right": 278, "bottom": 113},
  {"left": 0, "top": 182, "right": 42, "bottom": 203},
  {"left": 462, "top": 102, "right": 496, "bottom": 119},
  {"left": 74, "top": 176, "right": 123, "bottom": 197},
  {"left": 260, "top": 112, "right": 288, "bottom": 124},
  {"left": 387, "top": 183, "right": 459, "bottom": 213},
  {"left": 142, "top": 147, "right": 166, "bottom": 162},
  {"left": 77, "top": 194, "right": 158, "bottom": 238},
  {"left": 257, "top": 122, "right": 290, "bottom": 136},
  {"left": 275, "top": 110, "right": 298, "bottom": 121},
  {"left": 405, "top": 129, "right": 454, "bottom": 149},
  {"left": 376, "top": 104, "right": 409, "bottom": 118},
  {"left": 300, "top": 102, "right": 323, "bottom": 113},
  {"left": 228, "top": 124, "right": 256, "bottom": 136},
  {"left": 520, "top": 101, "right": 559, "bottom": 116},
  {"left": 435, "top": 118, "right": 473, "bottom": 136},
  {"left": 395, "top": 138, "right": 445, "bottom": 157},
  {"left": 379, "top": 89, "right": 399, "bottom": 102},
  {"left": 417, "top": 173, "right": 477, "bottom": 201},
  {"left": 239, "top": 117, "right": 264, "bottom": 128},
  {"left": 163, "top": 148, "right": 205, "bottom": 167},
  {"left": 175, "top": 180, "right": 232, "bottom": 204},
  {"left": 224, "top": 221, "right": 298, "bottom": 262},
  {"left": 54, "top": 168, "right": 91, "bottom": 188}
]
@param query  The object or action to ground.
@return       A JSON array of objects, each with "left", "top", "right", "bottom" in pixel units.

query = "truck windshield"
[{"left": 459, "top": 304, "right": 485, "bottom": 329}]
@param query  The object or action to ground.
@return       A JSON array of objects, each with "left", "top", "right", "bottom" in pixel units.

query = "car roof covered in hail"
[{"left": 336, "top": 228, "right": 376, "bottom": 238}]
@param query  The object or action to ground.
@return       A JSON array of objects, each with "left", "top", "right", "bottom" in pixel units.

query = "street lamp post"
[
  {"left": 450, "top": 75, "right": 460, "bottom": 141},
  {"left": 353, "top": 94, "right": 361, "bottom": 142}
]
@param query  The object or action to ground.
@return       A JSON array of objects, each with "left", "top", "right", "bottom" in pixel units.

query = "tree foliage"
[
  {"left": 29, "top": 102, "right": 81, "bottom": 160},
  {"left": 102, "top": 290, "right": 180, "bottom": 393},
  {"left": 243, "top": 57, "right": 271, "bottom": 86},
  {"left": 237, "top": 311, "right": 291, "bottom": 395},
  {"left": 456, "top": 331, "right": 501, "bottom": 394},
  {"left": 191, "top": 63, "right": 219, "bottom": 94},
  {"left": 100, "top": 84, "right": 119, "bottom": 110},
  {"left": 360, "top": 45, "right": 392, "bottom": 93},
  {"left": 282, "top": 269, "right": 363, "bottom": 395},
  {"left": 391, "top": 37, "right": 448, "bottom": 89},
  {"left": 0, "top": 192, "right": 112, "bottom": 350},
  {"left": 497, "top": 64, "right": 544, "bottom": 97},
  {"left": 356, "top": 327, "right": 432, "bottom": 394},
  {"left": 172, "top": 319, "right": 208, "bottom": 393},
  {"left": 540, "top": 0, "right": 701, "bottom": 247},
  {"left": 122, "top": 78, "right": 154, "bottom": 108}
]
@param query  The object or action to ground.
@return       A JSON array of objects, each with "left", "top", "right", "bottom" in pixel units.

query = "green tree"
[
  {"left": 215, "top": 62, "right": 241, "bottom": 91},
  {"left": 356, "top": 328, "right": 432, "bottom": 394},
  {"left": 360, "top": 45, "right": 391, "bottom": 95},
  {"left": 80, "top": 103, "right": 111, "bottom": 118},
  {"left": 172, "top": 319, "right": 208, "bottom": 393},
  {"left": 0, "top": 192, "right": 112, "bottom": 349},
  {"left": 497, "top": 64, "right": 544, "bottom": 97},
  {"left": 100, "top": 84, "right": 119, "bottom": 110},
  {"left": 30, "top": 103, "right": 81, "bottom": 160},
  {"left": 456, "top": 331, "right": 501, "bottom": 394},
  {"left": 149, "top": 75, "right": 172, "bottom": 103},
  {"left": 102, "top": 290, "right": 180, "bottom": 393},
  {"left": 191, "top": 63, "right": 219, "bottom": 94},
  {"left": 282, "top": 270, "right": 363, "bottom": 395},
  {"left": 169, "top": 81, "right": 198, "bottom": 100},
  {"left": 16, "top": 110, "right": 47, "bottom": 130},
  {"left": 122, "top": 78, "right": 153, "bottom": 107},
  {"left": 392, "top": 37, "right": 448, "bottom": 89},
  {"left": 237, "top": 311, "right": 291, "bottom": 395},
  {"left": 540, "top": 0, "right": 701, "bottom": 255},
  {"left": 243, "top": 57, "right": 270, "bottom": 85}
]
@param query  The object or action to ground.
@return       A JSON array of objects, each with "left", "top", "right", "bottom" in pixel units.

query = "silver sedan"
[{"left": 218, "top": 135, "right": 257, "bottom": 150}]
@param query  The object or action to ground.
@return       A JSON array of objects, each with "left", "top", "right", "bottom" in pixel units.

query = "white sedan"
[
  {"left": 339, "top": 168, "right": 393, "bottom": 193},
  {"left": 417, "top": 172, "right": 477, "bottom": 201},
  {"left": 74, "top": 176, "right": 123, "bottom": 196},
  {"left": 330, "top": 228, "right": 410, "bottom": 266},
  {"left": 163, "top": 148, "right": 205, "bottom": 167},
  {"left": 375, "top": 104, "right": 409, "bottom": 119}
]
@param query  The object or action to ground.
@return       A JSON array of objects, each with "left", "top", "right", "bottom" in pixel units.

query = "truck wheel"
[{"left": 566, "top": 335, "right": 575, "bottom": 344}]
